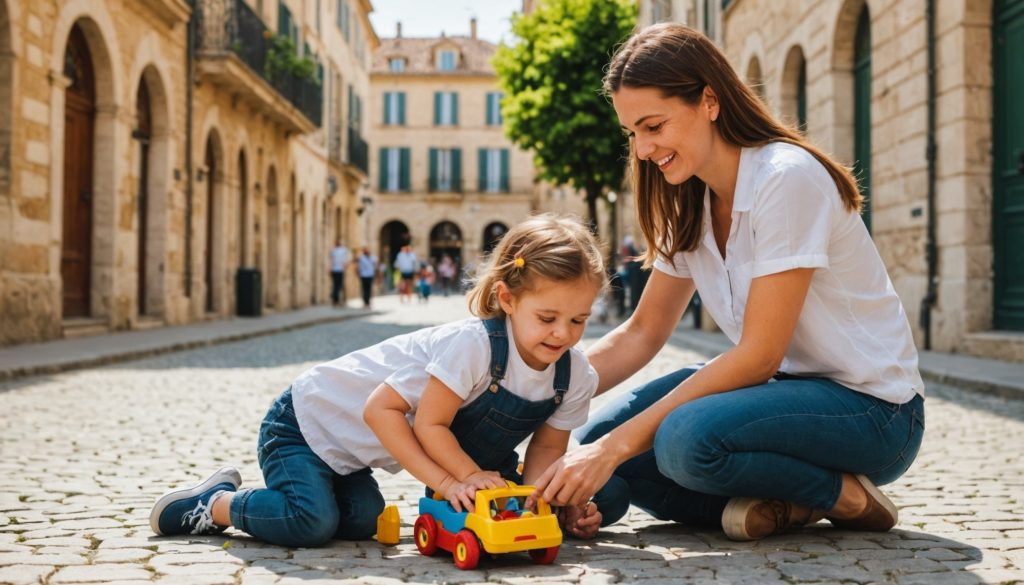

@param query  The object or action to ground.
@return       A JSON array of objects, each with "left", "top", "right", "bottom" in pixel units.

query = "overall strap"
[
  {"left": 481, "top": 318, "right": 509, "bottom": 392},
  {"left": 551, "top": 351, "right": 572, "bottom": 405}
]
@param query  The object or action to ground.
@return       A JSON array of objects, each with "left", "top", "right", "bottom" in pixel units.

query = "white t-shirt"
[
  {"left": 654, "top": 142, "right": 924, "bottom": 404},
  {"left": 330, "top": 246, "right": 350, "bottom": 272},
  {"left": 291, "top": 318, "right": 599, "bottom": 476}
]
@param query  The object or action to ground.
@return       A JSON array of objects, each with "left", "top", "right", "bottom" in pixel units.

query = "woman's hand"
[{"left": 531, "top": 440, "right": 621, "bottom": 507}]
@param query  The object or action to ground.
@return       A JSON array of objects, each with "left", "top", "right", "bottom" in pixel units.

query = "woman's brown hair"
[
  {"left": 604, "top": 23, "right": 862, "bottom": 265},
  {"left": 466, "top": 213, "right": 607, "bottom": 318}
]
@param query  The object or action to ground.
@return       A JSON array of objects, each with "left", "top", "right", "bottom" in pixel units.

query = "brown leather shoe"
[
  {"left": 722, "top": 497, "right": 826, "bottom": 541},
  {"left": 827, "top": 474, "right": 898, "bottom": 531}
]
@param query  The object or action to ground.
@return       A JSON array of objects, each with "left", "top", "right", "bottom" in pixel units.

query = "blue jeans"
[
  {"left": 580, "top": 366, "right": 925, "bottom": 527},
  {"left": 230, "top": 389, "right": 385, "bottom": 548}
]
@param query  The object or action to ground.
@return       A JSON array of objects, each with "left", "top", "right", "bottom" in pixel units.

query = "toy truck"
[{"left": 413, "top": 483, "right": 562, "bottom": 570}]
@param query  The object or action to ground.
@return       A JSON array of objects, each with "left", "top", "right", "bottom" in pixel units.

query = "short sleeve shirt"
[
  {"left": 653, "top": 143, "right": 923, "bottom": 404},
  {"left": 291, "top": 318, "right": 599, "bottom": 476}
]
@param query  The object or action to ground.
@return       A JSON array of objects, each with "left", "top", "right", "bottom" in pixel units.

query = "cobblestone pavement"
[{"left": 1, "top": 295, "right": 1022, "bottom": 585}]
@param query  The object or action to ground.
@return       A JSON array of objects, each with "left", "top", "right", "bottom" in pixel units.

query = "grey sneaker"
[{"left": 150, "top": 467, "right": 241, "bottom": 536}]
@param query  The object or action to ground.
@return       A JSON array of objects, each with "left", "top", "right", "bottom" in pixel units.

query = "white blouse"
[{"left": 654, "top": 142, "right": 924, "bottom": 404}]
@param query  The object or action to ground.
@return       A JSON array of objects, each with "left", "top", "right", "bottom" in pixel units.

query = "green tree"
[{"left": 493, "top": 0, "right": 635, "bottom": 233}]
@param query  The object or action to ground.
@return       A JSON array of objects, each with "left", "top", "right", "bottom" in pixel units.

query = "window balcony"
[
  {"left": 196, "top": 0, "right": 322, "bottom": 133},
  {"left": 347, "top": 127, "right": 368, "bottom": 176}
]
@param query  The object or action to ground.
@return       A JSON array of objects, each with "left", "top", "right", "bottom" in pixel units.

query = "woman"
[{"left": 531, "top": 23, "right": 925, "bottom": 541}]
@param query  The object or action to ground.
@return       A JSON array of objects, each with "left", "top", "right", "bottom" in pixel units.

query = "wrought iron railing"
[
  {"left": 196, "top": 0, "right": 322, "bottom": 127},
  {"left": 347, "top": 127, "right": 368, "bottom": 175}
]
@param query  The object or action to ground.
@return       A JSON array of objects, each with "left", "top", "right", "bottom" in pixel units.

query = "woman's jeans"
[
  {"left": 230, "top": 389, "right": 385, "bottom": 548},
  {"left": 580, "top": 366, "right": 925, "bottom": 528}
]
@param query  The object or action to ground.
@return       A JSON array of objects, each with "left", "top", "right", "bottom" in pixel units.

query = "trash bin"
[{"left": 236, "top": 268, "right": 262, "bottom": 317}]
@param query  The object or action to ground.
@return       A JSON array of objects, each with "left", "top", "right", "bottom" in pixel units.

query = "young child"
[{"left": 149, "top": 214, "right": 607, "bottom": 548}]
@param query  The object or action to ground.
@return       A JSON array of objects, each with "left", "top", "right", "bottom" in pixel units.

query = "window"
[
  {"left": 429, "top": 148, "right": 462, "bottom": 192},
  {"left": 388, "top": 57, "right": 406, "bottom": 72},
  {"left": 437, "top": 50, "right": 457, "bottom": 71},
  {"left": 348, "top": 84, "right": 362, "bottom": 131},
  {"left": 379, "top": 147, "right": 411, "bottom": 192},
  {"left": 433, "top": 92, "right": 459, "bottom": 126},
  {"left": 337, "top": 0, "right": 350, "bottom": 41},
  {"left": 478, "top": 148, "right": 510, "bottom": 193},
  {"left": 486, "top": 92, "right": 503, "bottom": 126},
  {"left": 278, "top": 3, "right": 298, "bottom": 43},
  {"left": 383, "top": 92, "right": 406, "bottom": 125}
]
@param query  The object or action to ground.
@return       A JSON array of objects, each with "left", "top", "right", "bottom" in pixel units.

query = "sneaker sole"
[
  {"left": 149, "top": 466, "right": 242, "bottom": 536},
  {"left": 721, "top": 497, "right": 762, "bottom": 541},
  {"left": 854, "top": 473, "right": 898, "bottom": 527}
]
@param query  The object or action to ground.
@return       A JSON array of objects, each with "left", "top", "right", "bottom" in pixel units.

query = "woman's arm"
[
  {"left": 586, "top": 270, "right": 695, "bottom": 395},
  {"left": 520, "top": 423, "right": 571, "bottom": 485},
  {"left": 534, "top": 267, "right": 815, "bottom": 506},
  {"left": 413, "top": 376, "right": 507, "bottom": 487}
]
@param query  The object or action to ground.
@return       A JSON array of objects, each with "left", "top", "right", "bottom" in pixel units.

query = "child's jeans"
[
  {"left": 230, "top": 388, "right": 385, "bottom": 548},
  {"left": 582, "top": 366, "right": 925, "bottom": 527}
]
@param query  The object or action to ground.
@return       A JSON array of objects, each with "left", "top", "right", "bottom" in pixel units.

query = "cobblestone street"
[{"left": 1, "top": 295, "right": 1022, "bottom": 584}]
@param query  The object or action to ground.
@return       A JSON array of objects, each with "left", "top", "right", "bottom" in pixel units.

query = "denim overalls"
[
  {"left": 230, "top": 317, "right": 571, "bottom": 548},
  {"left": 447, "top": 317, "right": 571, "bottom": 481}
]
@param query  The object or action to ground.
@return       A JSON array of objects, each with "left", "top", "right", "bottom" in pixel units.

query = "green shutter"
[
  {"left": 452, "top": 92, "right": 459, "bottom": 126},
  {"left": 383, "top": 92, "right": 390, "bottom": 124},
  {"left": 400, "top": 148, "right": 411, "bottom": 191},
  {"left": 428, "top": 148, "right": 438, "bottom": 192},
  {"left": 485, "top": 94, "right": 492, "bottom": 125},
  {"left": 478, "top": 148, "right": 487, "bottom": 192},
  {"left": 433, "top": 92, "right": 441, "bottom": 125},
  {"left": 379, "top": 147, "right": 389, "bottom": 191},
  {"left": 452, "top": 148, "right": 462, "bottom": 192},
  {"left": 398, "top": 92, "right": 406, "bottom": 125},
  {"left": 500, "top": 149, "right": 510, "bottom": 192},
  {"left": 278, "top": 3, "right": 292, "bottom": 37}
]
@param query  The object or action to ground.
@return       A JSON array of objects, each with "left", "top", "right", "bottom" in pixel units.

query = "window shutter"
[
  {"left": 452, "top": 148, "right": 462, "bottom": 192},
  {"left": 452, "top": 93, "right": 459, "bottom": 126},
  {"left": 398, "top": 92, "right": 406, "bottom": 125},
  {"left": 383, "top": 93, "right": 390, "bottom": 124},
  {"left": 400, "top": 148, "right": 411, "bottom": 191},
  {"left": 278, "top": 3, "right": 291, "bottom": 37},
  {"left": 478, "top": 148, "right": 487, "bottom": 192},
  {"left": 433, "top": 92, "right": 441, "bottom": 125},
  {"left": 378, "top": 147, "right": 389, "bottom": 191},
  {"left": 500, "top": 149, "right": 510, "bottom": 192},
  {"left": 429, "top": 148, "right": 438, "bottom": 192}
]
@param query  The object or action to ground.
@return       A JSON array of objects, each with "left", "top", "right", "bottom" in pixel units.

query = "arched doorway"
[
  {"left": 61, "top": 24, "right": 96, "bottom": 317},
  {"left": 266, "top": 165, "right": 279, "bottom": 308},
  {"left": 430, "top": 221, "right": 463, "bottom": 266},
  {"left": 482, "top": 222, "right": 508, "bottom": 255},
  {"left": 238, "top": 150, "right": 247, "bottom": 267},
  {"left": 781, "top": 45, "right": 807, "bottom": 133},
  {"left": 202, "top": 133, "right": 222, "bottom": 313},
  {"left": 379, "top": 220, "right": 411, "bottom": 274},
  {"left": 746, "top": 56, "right": 765, "bottom": 103},
  {"left": 290, "top": 173, "right": 298, "bottom": 308},
  {"left": 135, "top": 77, "right": 151, "bottom": 316},
  {"left": 853, "top": 5, "right": 872, "bottom": 232}
]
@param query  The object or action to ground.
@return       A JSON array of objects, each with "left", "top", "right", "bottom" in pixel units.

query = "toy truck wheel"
[
  {"left": 414, "top": 515, "right": 438, "bottom": 556},
  {"left": 529, "top": 545, "right": 559, "bottom": 565},
  {"left": 452, "top": 530, "right": 481, "bottom": 570}
]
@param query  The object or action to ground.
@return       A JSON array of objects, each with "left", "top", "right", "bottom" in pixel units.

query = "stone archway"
[
  {"left": 430, "top": 220, "right": 463, "bottom": 266},
  {"left": 780, "top": 45, "right": 807, "bottom": 133},
  {"left": 0, "top": 0, "right": 12, "bottom": 200},
  {"left": 746, "top": 56, "right": 765, "bottom": 103},
  {"left": 202, "top": 130, "right": 225, "bottom": 314},
  {"left": 829, "top": 0, "right": 869, "bottom": 166},
  {"left": 133, "top": 65, "right": 170, "bottom": 319},
  {"left": 481, "top": 222, "right": 508, "bottom": 255}
]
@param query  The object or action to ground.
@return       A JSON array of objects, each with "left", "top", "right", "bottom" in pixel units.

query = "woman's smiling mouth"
[{"left": 656, "top": 153, "right": 676, "bottom": 169}]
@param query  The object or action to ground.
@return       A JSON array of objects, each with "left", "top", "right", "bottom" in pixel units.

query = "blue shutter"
[
  {"left": 452, "top": 149, "right": 462, "bottom": 192},
  {"left": 378, "top": 147, "right": 389, "bottom": 191},
  {"left": 400, "top": 148, "right": 411, "bottom": 191},
  {"left": 428, "top": 148, "right": 438, "bottom": 192},
  {"left": 500, "top": 149, "right": 510, "bottom": 192},
  {"left": 398, "top": 92, "right": 406, "bottom": 125}
]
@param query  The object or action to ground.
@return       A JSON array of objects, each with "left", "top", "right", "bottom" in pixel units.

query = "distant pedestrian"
[
  {"left": 417, "top": 262, "right": 435, "bottom": 303},
  {"left": 394, "top": 245, "right": 418, "bottom": 303},
  {"left": 148, "top": 214, "right": 608, "bottom": 547},
  {"left": 328, "top": 239, "right": 350, "bottom": 307},
  {"left": 357, "top": 247, "right": 377, "bottom": 309},
  {"left": 437, "top": 254, "right": 456, "bottom": 297}
]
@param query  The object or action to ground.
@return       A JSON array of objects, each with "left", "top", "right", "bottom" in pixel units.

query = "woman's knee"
[{"left": 652, "top": 402, "right": 731, "bottom": 490}]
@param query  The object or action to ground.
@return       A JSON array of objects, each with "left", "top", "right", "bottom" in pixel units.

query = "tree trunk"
[{"left": 585, "top": 184, "right": 600, "bottom": 236}]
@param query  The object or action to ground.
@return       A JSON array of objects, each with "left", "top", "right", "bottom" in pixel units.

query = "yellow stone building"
[
  {"left": 638, "top": 0, "right": 1024, "bottom": 362},
  {"left": 0, "top": 0, "right": 377, "bottom": 345}
]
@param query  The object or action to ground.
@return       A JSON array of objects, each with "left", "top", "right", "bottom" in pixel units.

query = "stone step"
[{"left": 61, "top": 318, "right": 109, "bottom": 340}]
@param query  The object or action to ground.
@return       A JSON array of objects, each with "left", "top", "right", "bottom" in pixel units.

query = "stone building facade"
[
  {"left": 0, "top": 0, "right": 377, "bottom": 345},
  {"left": 638, "top": 0, "right": 1024, "bottom": 361},
  {"left": 367, "top": 22, "right": 539, "bottom": 278}
]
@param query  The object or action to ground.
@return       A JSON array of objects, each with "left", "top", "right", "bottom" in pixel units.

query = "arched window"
[{"left": 853, "top": 5, "right": 872, "bottom": 232}]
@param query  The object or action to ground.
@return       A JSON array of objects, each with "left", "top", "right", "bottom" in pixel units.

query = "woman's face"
[{"left": 612, "top": 85, "right": 718, "bottom": 185}]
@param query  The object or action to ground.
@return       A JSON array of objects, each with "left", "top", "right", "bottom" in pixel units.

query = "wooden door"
[
  {"left": 994, "top": 0, "right": 1024, "bottom": 330},
  {"left": 205, "top": 140, "right": 216, "bottom": 313},
  {"left": 136, "top": 80, "right": 151, "bottom": 316},
  {"left": 61, "top": 25, "right": 95, "bottom": 318}
]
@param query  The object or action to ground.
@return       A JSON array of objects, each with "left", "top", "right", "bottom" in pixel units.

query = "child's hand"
[
  {"left": 462, "top": 470, "right": 505, "bottom": 491},
  {"left": 557, "top": 501, "right": 602, "bottom": 539},
  {"left": 441, "top": 480, "right": 478, "bottom": 513}
]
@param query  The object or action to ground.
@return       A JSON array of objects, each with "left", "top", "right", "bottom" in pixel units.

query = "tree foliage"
[{"left": 493, "top": 0, "right": 635, "bottom": 231}]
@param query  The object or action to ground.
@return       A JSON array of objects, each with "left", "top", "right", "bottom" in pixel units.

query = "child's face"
[{"left": 497, "top": 276, "right": 599, "bottom": 371}]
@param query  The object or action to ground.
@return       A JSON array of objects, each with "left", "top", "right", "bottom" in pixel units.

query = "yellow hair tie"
[{"left": 514, "top": 257, "right": 525, "bottom": 268}]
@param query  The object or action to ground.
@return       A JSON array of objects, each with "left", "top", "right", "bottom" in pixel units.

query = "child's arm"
[
  {"left": 523, "top": 424, "right": 603, "bottom": 539},
  {"left": 413, "top": 376, "right": 507, "bottom": 488},
  {"left": 363, "top": 383, "right": 486, "bottom": 511}
]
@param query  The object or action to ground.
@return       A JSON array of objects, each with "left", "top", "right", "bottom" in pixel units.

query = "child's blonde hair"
[{"left": 467, "top": 214, "right": 607, "bottom": 318}]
